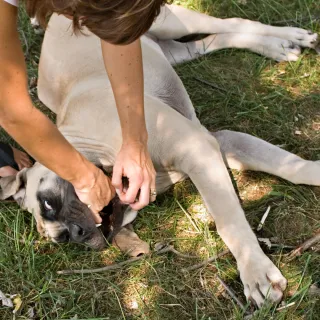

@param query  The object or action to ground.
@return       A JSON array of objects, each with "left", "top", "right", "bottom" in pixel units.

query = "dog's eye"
[{"left": 44, "top": 200, "right": 53, "bottom": 210}]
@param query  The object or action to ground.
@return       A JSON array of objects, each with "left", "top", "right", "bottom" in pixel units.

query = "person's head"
[{"left": 24, "top": 0, "right": 168, "bottom": 45}]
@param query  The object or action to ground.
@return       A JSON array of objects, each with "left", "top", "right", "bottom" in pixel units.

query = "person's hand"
[
  {"left": 112, "top": 141, "right": 156, "bottom": 211},
  {"left": 12, "top": 147, "right": 32, "bottom": 170},
  {"left": 74, "top": 166, "right": 115, "bottom": 223}
]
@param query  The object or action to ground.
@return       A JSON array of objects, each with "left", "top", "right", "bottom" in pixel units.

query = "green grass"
[{"left": 1, "top": 1, "right": 320, "bottom": 319}]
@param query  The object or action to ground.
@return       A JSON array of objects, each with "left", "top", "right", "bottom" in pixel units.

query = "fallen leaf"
[
  {"left": 312, "top": 122, "right": 320, "bottom": 131},
  {"left": 13, "top": 295, "right": 22, "bottom": 314},
  {"left": 308, "top": 284, "right": 320, "bottom": 297},
  {"left": 0, "top": 290, "right": 13, "bottom": 308},
  {"left": 27, "top": 307, "right": 35, "bottom": 319}
]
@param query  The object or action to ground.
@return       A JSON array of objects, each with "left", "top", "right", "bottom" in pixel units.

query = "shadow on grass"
[{"left": 1, "top": 2, "right": 320, "bottom": 319}]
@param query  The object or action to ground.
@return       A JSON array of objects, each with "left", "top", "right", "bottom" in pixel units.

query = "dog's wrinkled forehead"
[
  {"left": 38, "top": 173, "right": 64, "bottom": 195},
  {"left": 36, "top": 172, "right": 67, "bottom": 201}
]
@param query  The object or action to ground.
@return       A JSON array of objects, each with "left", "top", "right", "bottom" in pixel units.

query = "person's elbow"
[{"left": 0, "top": 86, "right": 32, "bottom": 128}]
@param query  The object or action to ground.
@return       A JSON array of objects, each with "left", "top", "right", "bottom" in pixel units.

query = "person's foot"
[{"left": 0, "top": 146, "right": 32, "bottom": 177}]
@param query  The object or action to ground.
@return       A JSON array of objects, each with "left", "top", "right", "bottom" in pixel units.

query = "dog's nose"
[
  {"left": 55, "top": 229, "right": 70, "bottom": 243},
  {"left": 69, "top": 224, "right": 86, "bottom": 242}
]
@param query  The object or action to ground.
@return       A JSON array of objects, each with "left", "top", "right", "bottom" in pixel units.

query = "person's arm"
[
  {"left": 0, "top": 1, "right": 114, "bottom": 220},
  {"left": 101, "top": 39, "right": 156, "bottom": 210}
]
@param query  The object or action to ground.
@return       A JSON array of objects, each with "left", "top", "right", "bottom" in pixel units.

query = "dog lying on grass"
[{"left": 1, "top": 5, "right": 319, "bottom": 307}]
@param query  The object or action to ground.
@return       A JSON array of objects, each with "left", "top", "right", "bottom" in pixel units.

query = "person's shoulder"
[{"left": 3, "top": 0, "right": 19, "bottom": 7}]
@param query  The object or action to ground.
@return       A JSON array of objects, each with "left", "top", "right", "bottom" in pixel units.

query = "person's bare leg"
[
  {"left": 0, "top": 165, "right": 17, "bottom": 177},
  {"left": 0, "top": 146, "right": 31, "bottom": 177}
]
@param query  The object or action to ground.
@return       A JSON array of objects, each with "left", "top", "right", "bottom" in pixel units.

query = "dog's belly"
[
  {"left": 58, "top": 82, "right": 201, "bottom": 171},
  {"left": 38, "top": 15, "right": 198, "bottom": 123}
]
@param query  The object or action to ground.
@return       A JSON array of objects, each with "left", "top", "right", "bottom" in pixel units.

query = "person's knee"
[{"left": 0, "top": 165, "right": 17, "bottom": 177}]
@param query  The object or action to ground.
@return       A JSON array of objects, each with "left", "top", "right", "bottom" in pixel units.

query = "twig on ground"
[
  {"left": 216, "top": 275, "right": 247, "bottom": 312},
  {"left": 175, "top": 199, "right": 200, "bottom": 233},
  {"left": 286, "top": 231, "right": 320, "bottom": 261},
  {"left": 58, "top": 255, "right": 145, "bottom": 275},
  {"left": 257, "top": 206, "right": 271, "bottom": 231},
  {"left": 163, "top": 245, "right": 199, "bottom": 259},
  {"left": 194, "top": 77, "right": 229, "bottom": 93},
  {"left": 258, "top": 238, "right": 295, "bottom": 250},
  {"left": 19, "top": 239, "right": 41, "bottom": 245},
  {"left": 269, "top": 243, "right": 296, "bottom": 250},
  {"left": 58, "top": 244, "right": 199, "bottom": 275},
  {"left": 182, "top": 249, "right": 230, "bottom": 272},
  {"left": 276, "top": 302, "right": 296, "bottom": 311}
]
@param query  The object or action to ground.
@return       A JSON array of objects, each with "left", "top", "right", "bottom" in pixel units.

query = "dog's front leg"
[{"left": 177, "top": 134, "right": 287, "bottom": 307}]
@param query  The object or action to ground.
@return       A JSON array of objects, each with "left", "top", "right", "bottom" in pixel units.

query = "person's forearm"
[
  {"left": 101, "top": 39, "right": 147, "bottom": 144},
  {"left": 0, "top": 95, "right": 94, "bottom": 187},
  {"left": 0, "top": 3, "right": 94, "bottom": 188}
]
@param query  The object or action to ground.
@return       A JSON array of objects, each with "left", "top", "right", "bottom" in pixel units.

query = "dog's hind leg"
[
  {"left": 159, "top": 33, "right": 302, "bottom": 64},
  {"left": 213, "top": 130, "right": 320, "bottom": 186},
  {"left": 150, "top": 4, "right": 318, "bottom": 49}
]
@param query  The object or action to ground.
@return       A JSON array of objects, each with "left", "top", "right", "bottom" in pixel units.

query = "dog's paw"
[
  {"left": 278, "top": 27, "right": 319, "bottom": 49},
  {"left": 238, "top": 254, "right": 287, "bottom": 308},
  {"left": 259, "top": 37, "right": 302, "bottom": 61}
]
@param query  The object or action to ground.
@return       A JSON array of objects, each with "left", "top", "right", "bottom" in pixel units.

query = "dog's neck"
[{"left": 61, "top": 133, "right": 117, "bottom": 171}]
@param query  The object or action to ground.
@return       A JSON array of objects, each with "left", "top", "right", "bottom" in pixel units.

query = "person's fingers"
[
  {"left": 22, "top": 158, "right": 32, "bottom": 167},
  {"left": 109, "top": 184, "right": 116, "bottom": 199},
  {"left": 89, "top": 209, "right": 102, "bottom": 223},
  {"left": 16, "top": 162, "right": 23, "bottom": 171},
  {"left": 20, "top": 159, "right": 32, "bottom": 169},
  {"left": 77, "top": 193, "right": 103, "bottom": 223},
  {"left": 112, "top": 164, "right": 124, "bottom": 196},
  {"left": 12, "top": 149, "right": 32, "bottom": 170},
  {"left": 20, "top": 152, "right": 30, "bottom": 160},
  {"left": 121, "top": 170, "right": 143, "bottom": 204},
  {"left": 149, "top": 174, "right": 157, "bottom": 203},
  {"left": 130, "top": 180, "right": 150, "bottom": 210}
]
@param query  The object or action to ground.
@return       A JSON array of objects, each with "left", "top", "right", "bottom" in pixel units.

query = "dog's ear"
[{"left": 0, "top": 168, "right": 27, "bottom": 204}]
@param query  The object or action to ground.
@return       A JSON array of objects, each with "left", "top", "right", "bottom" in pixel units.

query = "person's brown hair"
[{"left": 23, "top": 0, "right": 168, "bottom": 45}]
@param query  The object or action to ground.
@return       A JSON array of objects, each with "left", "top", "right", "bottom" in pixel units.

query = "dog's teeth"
[{"left": 96, "top": 224, "right": 102, "bottom": 228}]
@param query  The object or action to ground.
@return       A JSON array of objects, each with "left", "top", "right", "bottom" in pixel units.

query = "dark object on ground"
[{"left": 0, "top": 142, "right": 19, "bottom": 171}]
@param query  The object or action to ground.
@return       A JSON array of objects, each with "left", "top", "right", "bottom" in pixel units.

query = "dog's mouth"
[
  {"left": 62, "top": 197, "right": 127, "bottom": 250},
  {"left": 52, "top": 194, "right": 150, "bottom": 256},
  {"left": 47, "top": 175, "right": 129, "bottom": 250},
  {"left": 99, "top": 197, "right": 128, "bottom": 243}
]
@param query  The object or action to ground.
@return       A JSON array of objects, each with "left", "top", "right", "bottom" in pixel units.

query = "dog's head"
[{"left": 0, "top": 163, "right": 125, "bottom": 250}]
